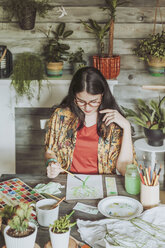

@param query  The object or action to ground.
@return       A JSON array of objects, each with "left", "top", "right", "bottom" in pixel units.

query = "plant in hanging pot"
[
  {"left": 4, "top": 203, "right": 38, "bottom": 248},
  {"left": 11, "top": 52, "right": 45, "bottom": 101},
  {"left": 134, "top": 31, "right": 165, "bottom": 76},
  {"left": 2, "top": 0, "right": 53, "bottom": 30},
  {"left": 122, "top": 96, "right": 165, "bottom": 146},
  {"left": 69, "top": 47, "right": 87, "bottom": 74},
  {"left": 42, "top": 23, "right": 73, "bottom": 77},
  {"left": 49, "top": 210, "right": 76, "bottom": 248}
]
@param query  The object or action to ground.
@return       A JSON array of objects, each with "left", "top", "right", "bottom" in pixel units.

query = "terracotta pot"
[
  {"left": 147, "top": 57, "right": 165, "bottom": 77},
  {"left": 93, "top": 55, "right": 120, "bottom": 79},
  {"left": 46, "top": 62, "right": 63, "bottom": 77}
]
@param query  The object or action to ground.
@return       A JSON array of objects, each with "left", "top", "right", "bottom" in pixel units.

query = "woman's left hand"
[{"left": 99, "top": 109, "right": 130, "bottom": 129}]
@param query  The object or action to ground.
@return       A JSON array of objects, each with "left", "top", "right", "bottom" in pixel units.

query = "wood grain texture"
[
  {"left": 0, "top": 0, "right": 164, "bottom": 174},
  {"left": 1, "top": 6, "right": 165, "bottom": 23}
]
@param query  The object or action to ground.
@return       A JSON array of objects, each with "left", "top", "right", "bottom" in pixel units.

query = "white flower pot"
[
  {"left": 4, "top": 222, "right": 37, "bottom": 248},
  {"left": 49, "top": 227, "right": 70, "bottom": 248}
]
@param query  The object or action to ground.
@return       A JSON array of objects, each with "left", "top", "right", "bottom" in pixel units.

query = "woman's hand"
[
  {"left": 47, "top": 162, "right": 63, "bottom": 178},
  {"left": 99, "top": 109, "right": 130, "bottom": 130}
]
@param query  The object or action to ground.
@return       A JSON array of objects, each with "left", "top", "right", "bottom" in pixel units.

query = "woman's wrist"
[
  {"left": 45, "top": 158, "right": 57, "bottom": 167},
  {"left": 122, "top": 119, "right": 131, "bottom": 131}
]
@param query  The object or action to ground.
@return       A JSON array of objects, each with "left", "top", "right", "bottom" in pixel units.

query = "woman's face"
[{"left": 75, "top": 91, "right": 102, "bottom": 116}]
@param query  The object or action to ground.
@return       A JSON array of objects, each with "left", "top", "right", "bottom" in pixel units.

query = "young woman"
[{"left": 45, "top": 67, "right": 136, "bottom": 178}]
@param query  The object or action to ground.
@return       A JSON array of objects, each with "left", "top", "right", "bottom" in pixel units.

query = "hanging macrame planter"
[
  {"left": 148, "top": 0, "right": 165, "bottom": 76},
  {"left": 18, "top": 7, "right": 36, "bottom": 30}
]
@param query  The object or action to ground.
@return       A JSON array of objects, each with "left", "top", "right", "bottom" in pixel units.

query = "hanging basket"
[
  {"left": 93, "top": 55, "right": 120, "bottom": 79},
  {"left": 18, "top": 7, "right": 36, "bottom": 30},
  {"left": 147, "top": 0, "right": 165, "bottom": 76}
]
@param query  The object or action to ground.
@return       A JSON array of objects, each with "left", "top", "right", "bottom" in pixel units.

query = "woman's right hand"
[{"left": 47, "top": 162, "right": 63, "bottom": 178}]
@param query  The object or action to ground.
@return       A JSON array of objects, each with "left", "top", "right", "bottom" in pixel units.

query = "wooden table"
[{"left": 0, "top": 174, "right": 164, "bottom": 247}]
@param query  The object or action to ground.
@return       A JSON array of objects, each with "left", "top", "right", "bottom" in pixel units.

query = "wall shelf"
[{"left": 142, "top": 85, "right": 165, "bottom": 91}]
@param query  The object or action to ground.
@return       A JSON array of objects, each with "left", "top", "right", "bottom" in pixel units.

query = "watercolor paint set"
[{"left": 0, "top": 178, "right": 45, "bottom": 209}]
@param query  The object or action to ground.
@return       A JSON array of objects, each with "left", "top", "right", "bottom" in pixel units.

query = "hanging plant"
[
  {"left": 11, "top": 53, "right": 45, "bottom": 101},
  {"left": 2, "top": 0, "right": 53, "bottom": 30}
]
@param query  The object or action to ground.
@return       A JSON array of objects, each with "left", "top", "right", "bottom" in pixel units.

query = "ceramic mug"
[
  {"left": 35, "top": 199, "right": 59, "bottom": 227},
  {"left": 140, "top": 182, "right": 160, "bottom": 209}
]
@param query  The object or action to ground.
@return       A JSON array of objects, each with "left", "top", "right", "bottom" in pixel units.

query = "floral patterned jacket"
[{"left": 45, "top": 107, "right": 136, "bottom": 174}]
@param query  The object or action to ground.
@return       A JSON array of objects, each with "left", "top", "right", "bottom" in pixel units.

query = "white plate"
[{"left": 98, "top": 196, "right": 143, "bottom": 220}]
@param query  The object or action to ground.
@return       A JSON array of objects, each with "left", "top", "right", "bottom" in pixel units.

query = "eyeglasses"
[{"left": 75, "top": 97, "right": 101, "bottom": 107}]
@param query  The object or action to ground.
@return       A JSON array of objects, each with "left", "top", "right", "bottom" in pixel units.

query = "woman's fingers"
[
  {"left": 100, "top": 109, "right": 130, "bottom": 129},
  {"left": 100, "top": 109, "right": 116, "bottom": 125},
  {"left": 47, "top": 162, "right": 62, "bottom": 178}
]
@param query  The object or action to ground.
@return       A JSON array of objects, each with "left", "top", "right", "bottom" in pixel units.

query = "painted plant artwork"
[{"left": 66, "top": 174, "right": 103, "bottom": 200}]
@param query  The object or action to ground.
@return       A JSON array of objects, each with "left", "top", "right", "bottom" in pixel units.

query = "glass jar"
[{"left": 125, "top": 164, "right": 140, "bottom": 195}]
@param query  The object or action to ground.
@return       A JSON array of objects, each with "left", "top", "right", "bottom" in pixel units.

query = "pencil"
[
  {"left": 61, "top": 168, "right": 85, "bottom": 183},
  {"left": 140, "top": 164, "right": 147, "bottom": 185},
  {"left": 153, "top": 164, "right": 162, "bottom": 186},
  {"left": 143, "top": 175, "right": 148, "bottom": 186},
  {"left": 146, "top": 167, "right": 151, "bottom": 185},
  {"left": 153, "top": 175, "right": 159, "bottom": 186},
  {"left": 151, "top": 171, "right": 156, "bottom": 185},
  {"left": 137, "top": 166, "right": 145, "bottom": 184}
]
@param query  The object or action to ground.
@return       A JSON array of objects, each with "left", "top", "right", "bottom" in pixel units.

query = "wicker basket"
[{"left": 93, "top": 55, "right": 120, "bottom": 79}]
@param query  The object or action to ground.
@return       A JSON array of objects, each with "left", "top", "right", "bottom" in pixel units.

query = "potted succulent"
[
  {"left": 0, "top": 205, "right": 16, "bottom": 233},
  {"left": 2, "top": 0, "right": 53, "bottom": 30},
  {"left": 69, "top": 47, "right": 87, "bottom": 74},
  {"left": 3, "top": 203, "right": 37, "bottom": 248},
  {"left": 42, "top": 23, "right": 74, "bottom": 77},
  {"left": 49, "top": 210, "right": 76, "bottom": 248},
  {"left": 134, "top": 31, "right": 165, "bottom": 76},
  {"left": 122, "top": 96, "right": 165, "bottom": 146},
  {"left": 11, "top": 52, "right": 45, "bottom": 101}
]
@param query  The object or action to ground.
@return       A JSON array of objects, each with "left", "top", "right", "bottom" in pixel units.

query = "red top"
[{"left": 70, "top": 124, "right": 99, "bottom": 174}]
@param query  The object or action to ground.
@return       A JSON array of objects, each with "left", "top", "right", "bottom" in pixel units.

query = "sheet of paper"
[
  {"left": 73, "top": 202, "right": 98, "bottom": 215},
  {"left": 105, "top": 177, "right": 118, "bottom": 196},
  {"left": 66, "top": 174, "right": 103, "bottom": 200}
]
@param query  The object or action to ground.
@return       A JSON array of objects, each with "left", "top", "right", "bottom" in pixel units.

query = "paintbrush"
[
  {"left": 50, "top": 196, "right": 66, "bottom": 209},
  {"left": 42, "top": 193, "right": 68, "bottom": 204},
  {"left": 153, "top": 164, "right": 162, "bottom": 186},
  {"left": 61, "top": 168, "right": 85, "bottom": 183}
]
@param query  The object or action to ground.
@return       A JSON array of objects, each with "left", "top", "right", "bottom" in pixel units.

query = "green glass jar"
[{"left": 125, "top": 164, "right": 140, "bottom": 195}]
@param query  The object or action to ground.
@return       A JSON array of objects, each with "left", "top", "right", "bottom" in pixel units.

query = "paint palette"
[{"left": 0, "top": 178, "right": 45, "bottom": 209}]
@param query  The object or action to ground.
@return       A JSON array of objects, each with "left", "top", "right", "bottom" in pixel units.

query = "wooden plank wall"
[
  {"left": 1, "top": 0, "right": 164, "bottom": 174},
  {"left": 15, "top": 108, "right": 53, "bottom": 174}
]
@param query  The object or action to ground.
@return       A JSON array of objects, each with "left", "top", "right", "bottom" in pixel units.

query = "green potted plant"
[
  {"left": 133, "top": 31, "right": 165, "bottom": 76},
  {"left": 81, "top": 0, "right": 127, "bottom": 79},
  {"left": 11, "top": 52, "right": 45, "bottom": 101},
  {"left": 0, "top": 205, "right": 16, "bottom": 234},
  {"left": 122, "top": 96, "right": 165, "bottom": 146},
  {"left": 3, "top": 203, "right": 37, "bottom": 248},
  {"left": 69, "top": 47, "right": 86, "bottom": 74},
  {"left": 2, "top": 0, "right": 53, "bottom": 30},
  {"left": 100, "top": 0, "right": 129, "bottom": 79},
  {"left": 42, "top": 23, "right": 74, "bottom": 77},
  {"left": 49, "top": 210, "right": 76, "bottom": 248}
]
